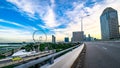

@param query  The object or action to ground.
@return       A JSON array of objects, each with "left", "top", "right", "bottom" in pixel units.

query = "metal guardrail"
[
  {"left": 0, "top": 51, "right": 52, "bottom": 68},
  {"left": 15, "top": 45, "right": 79, "bottom": 68}
]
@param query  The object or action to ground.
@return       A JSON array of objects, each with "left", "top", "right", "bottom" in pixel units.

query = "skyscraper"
[
  {"left": 100, "top": 7, "right": 119, "bottom": 40},
  {"left": 52, "top": 35, "right": 56, "bottom": 43},
  {"left": 72, "top": 31, "right": 84, "bottom": 43}
]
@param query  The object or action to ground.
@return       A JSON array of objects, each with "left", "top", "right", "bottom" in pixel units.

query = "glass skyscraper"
[
  {"left": 100, "top": 7, "right": 119, "bottom": 40},
  {"left": 52, "top": 35, "right": 56, "bottom": 43}
]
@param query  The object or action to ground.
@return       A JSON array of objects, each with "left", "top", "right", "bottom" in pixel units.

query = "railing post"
[
  {"left": 49, "top": 56, "right": 54, "bottom": 64},
  {"left": 34, "top": 63, "right": 41, "bottom": 68}
]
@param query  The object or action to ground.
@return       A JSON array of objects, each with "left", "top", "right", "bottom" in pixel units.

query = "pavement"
[{"left": 84, "top": 41, "right": 120, "bottom": 68}]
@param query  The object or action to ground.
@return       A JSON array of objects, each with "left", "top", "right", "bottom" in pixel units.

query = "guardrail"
[
  {"left": 48, "top": 44, "right": 85, "bottom": 68},
  {"left": 15, "top": 45, "right": 80, "bottom": 68},
  {"left": 0, "top": 51, "right": 52, "bottom": 68}
]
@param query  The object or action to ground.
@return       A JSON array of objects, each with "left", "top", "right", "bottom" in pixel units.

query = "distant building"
[
  {"left": 85, "top": 34, "right": 92, "bottom": 41},
  {"left": 100, "top": 7, "right": 119, "bottom": 40},
  {"left": 52, "top": 35, "right": 56, "bottom": 43},
  {"left": 64, "top": 37, "right": 69, "bottom": 43},
  {"left": 72, "top": 31, "right": 84, "bottom": 43}
]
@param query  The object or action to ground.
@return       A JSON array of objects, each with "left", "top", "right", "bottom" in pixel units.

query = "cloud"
[
  {"left": 43, "top": 7, "right": 59, "bottom": 28},
  {"left": 7, "top": 0, "right": 37, "bottom": 18},
  {"left": 0, "top": 26, "right": 52, "bottom": 42},
  {"left": 7, "top": 0, "right": 60, "bottom": 29},
  {"left": 0, "top": 27, "right": 33, "bottom": 43},
  {"left": 0, "top": 19, "right": 40, "bottom": 42},
  {"left": 0, "top": 19, "right": 38, "bottom": 30},
  {"left": 0, "top": 19, "right": 26, "bottom": 28}
]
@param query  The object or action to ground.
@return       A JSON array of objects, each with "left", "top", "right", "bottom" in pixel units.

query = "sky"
[{"left": 0, "top": 0, "right": 120, "bottom": 43}]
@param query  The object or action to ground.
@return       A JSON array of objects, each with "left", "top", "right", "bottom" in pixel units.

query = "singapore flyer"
[{"left": 32, "top": 30, "right": 47, "bottom": 43}]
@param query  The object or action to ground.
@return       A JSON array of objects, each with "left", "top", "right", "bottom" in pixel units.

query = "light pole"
[
  {"left": 80, "top": 15, "right": 90, "bottom": 31},
  {"left": 79, "top": 15, "right": 90, "bottom": 43}
]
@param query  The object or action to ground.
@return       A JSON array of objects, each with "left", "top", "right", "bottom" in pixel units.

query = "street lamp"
[{"left": 80, "top": 15, "right": 90, "bottom": 31}]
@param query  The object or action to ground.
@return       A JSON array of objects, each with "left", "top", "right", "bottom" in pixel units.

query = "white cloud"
[
  {"left": 43, "top": 8, "right": 59, "bottom": 28},
  {"left": 7, "top": 0, "right": 37, "bottom": 18},
  {"left": 0, "top": 27, "right": 33, "bottom": 43},
  {"left": 0, "top": 19, "right": 38, "bottom": 30},
  {"left": 7, "top": 0, "right": 60, "bottom": 28},
  {"left": 0, "top": 19, "right": 40, "bottom": 42},
  {"left": 0, "top": 19, "right": 26, "bottom": 28}
]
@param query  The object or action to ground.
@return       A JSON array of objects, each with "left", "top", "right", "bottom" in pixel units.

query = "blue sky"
[{"left": 0, "top": 0, "right": 120, "bottom": 42}]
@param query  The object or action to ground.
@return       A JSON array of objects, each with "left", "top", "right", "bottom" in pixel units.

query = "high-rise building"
[
  {"left": 100, "top": 7, "right": 119, "bottom": 40},
  {"left": 52, "top": 35, "right": 56, "bottom": 43},
  {"left": 72, "top": 31, "right": 84, "bottom": 42},
  {"left": 64, "top": 37, "right": 69, "bottom": 43},
  {"left": 85, "top": 34, "right": 92, "bottom": 41}
]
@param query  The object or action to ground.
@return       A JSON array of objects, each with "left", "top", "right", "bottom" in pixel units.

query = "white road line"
[{"left": 103, "top": 47, "right": 107, "bottom": 50}]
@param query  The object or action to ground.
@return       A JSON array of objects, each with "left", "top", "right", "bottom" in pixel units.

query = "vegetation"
[
  {"left": 22, "top": 43, "right": 79, "bottom": 52},
  {"left": 24, "top": 43, "right": 34, "bottom": 51},
  {"left": 0, "top": 54, "right": 6, "bottom": 59}
]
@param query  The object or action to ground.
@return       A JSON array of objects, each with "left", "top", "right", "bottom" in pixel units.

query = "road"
[{"left": 84, "top": 41, "right": 120, "bottom": 68}]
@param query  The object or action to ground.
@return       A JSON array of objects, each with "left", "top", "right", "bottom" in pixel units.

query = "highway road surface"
[{"left": 84, "top": 41, "right": 120, "bottom": 68}]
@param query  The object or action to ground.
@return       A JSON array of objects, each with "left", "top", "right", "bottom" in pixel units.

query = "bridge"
[{"left": 1, "top": 41, "right": 120, "bottom": 68}]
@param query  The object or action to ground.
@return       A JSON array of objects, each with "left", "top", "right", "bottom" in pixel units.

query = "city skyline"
[{"left": 0, "top": 0, "right": 120, "bottom": 42}]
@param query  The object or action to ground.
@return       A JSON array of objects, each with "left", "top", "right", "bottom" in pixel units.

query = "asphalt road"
[{"left": 84, "top": 41, "right": 120, "bottom": 68}]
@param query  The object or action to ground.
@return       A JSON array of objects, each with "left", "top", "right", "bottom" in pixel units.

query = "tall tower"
[
  {"left": 52, "top": 35, "right": 56, "bottom": 43},
  {"left": 100, "top": 7, "right": 119, "bottom": 40}
]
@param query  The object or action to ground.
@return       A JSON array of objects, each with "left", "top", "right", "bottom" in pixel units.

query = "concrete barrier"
[
  {"left": 15, "top": 45, "right": 79, "bottom": 68},
  {"left": 48, "top": 44, "right": 84, "bottom": 68}
]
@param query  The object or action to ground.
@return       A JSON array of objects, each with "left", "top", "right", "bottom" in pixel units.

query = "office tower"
[
  {"left": 100, "top": 7, "right": 119, "bottom": 40},
  {"left": 72, "top": 31, "right": 84, "bottom": 42},
  {"left": 52, "top": 35, "right": 56, "bottom": 43}
]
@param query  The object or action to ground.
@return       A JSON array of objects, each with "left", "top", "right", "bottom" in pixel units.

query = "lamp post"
[
  {"left": 79, "top": 15, "right": 90, "bottom": 43},
  {"left": 80, "top": 15, "right": 90, "bottom": 31}
]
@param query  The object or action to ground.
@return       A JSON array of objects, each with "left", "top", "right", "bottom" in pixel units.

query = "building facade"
[
  {"left": 64, "top": 37, "right": 69, "bottom": 43},
  {"left": 52, "top": 35, "right": 56, "bottom": 43},
  {"left": 100, "top": 7, "right": 119, "bottom": 40},
  {"left": 72, "top": 31, "right": 84, "bottom": 42}
]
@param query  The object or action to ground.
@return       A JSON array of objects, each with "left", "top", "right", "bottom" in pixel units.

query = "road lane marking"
[{"left": 103, "top": 47, "right": 107, "bottom": 50}]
